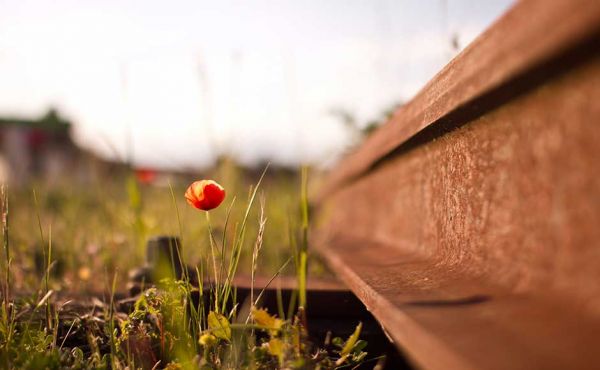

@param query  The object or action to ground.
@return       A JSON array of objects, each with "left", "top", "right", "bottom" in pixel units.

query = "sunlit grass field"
[
  {"left": 0, "top": 160, "right": 379, "bottom": 369},
  {"left": 5, "top": 161, "right": 328, "bottom": 295}
]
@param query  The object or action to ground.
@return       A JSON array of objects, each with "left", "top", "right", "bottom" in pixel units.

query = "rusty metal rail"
[{"left": 314, "top": 0, "right": 600, "bottom": 369}]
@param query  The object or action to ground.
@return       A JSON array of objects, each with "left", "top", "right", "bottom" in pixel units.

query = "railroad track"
[{"left": 314, "top": 0, "right": 600, "bottom": 369}]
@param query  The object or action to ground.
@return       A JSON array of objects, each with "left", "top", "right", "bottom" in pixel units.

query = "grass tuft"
[{"left": 0, "top": 166, "right": 377, "bottom": 369}]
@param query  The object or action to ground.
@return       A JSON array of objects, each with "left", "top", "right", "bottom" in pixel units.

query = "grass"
[
  {"left": 3, "top": 162, "right": 328, "bottom": 295},
  {"left": 0, "top": 162, "right": 377, "bottom": 369}
]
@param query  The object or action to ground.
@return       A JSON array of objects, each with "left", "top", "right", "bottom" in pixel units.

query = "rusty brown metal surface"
[
  {"left": 318, "top": 235, "right": 600, "bottom": 370},
  {"left": 318, "top": 0, "right": 600, "bottom": 200},
  {"left": 321, "top": 57, "right": 600, "bottom": 304},
  {"left": 315, "top": 0, "right": 600, "bottom": 369}
]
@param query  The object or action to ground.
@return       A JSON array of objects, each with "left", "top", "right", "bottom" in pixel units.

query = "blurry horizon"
[{"left": 0, "top": 0, "right": 513, "bottom": 170}]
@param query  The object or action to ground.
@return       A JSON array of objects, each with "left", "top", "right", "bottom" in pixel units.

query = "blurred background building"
[{"left": 0, "top": 109, "right": 78, "bottom": 184}]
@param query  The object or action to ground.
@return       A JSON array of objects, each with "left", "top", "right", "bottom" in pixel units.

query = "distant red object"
[
  {"left": 27, "top": 129, "right": 46, "bottom": 148},
  {"left": 135, "top": 168, "right": 157, "bottom": 184},
  {"left": 185, "top": 180, "right": 226, "bottom": 211}
]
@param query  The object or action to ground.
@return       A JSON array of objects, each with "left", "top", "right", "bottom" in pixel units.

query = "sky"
[{"left": 0, "top": 0, "right": 513, "bottom": 169}]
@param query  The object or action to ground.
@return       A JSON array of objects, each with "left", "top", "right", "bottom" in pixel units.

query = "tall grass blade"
[
  {"left": 221, "top": 164, "right": 269, "bottom": 313},
  {"left": 250, "top": 195, "right": 267, "bottom": 308},
  {"left": 298, "top": 166, "right": 309, "bottom": 309},
  {"left": 252, "top": 256, "right": 292, "bottom": 313},
  {"left": 108, "top": 270, "right": 119, "bottom": 369}
]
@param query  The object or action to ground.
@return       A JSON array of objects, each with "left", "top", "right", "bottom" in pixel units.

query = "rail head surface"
[
  {"left": 315, "top": 0, "right": 600, "bottom": 369},
  {"left": 318, "top": 0, "right": 600, "bottom": 200}
]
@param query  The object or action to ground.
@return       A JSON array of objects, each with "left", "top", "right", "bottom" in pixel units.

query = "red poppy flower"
[{"left": 185, "top": 180, "right": 226, "bottom": 211}]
